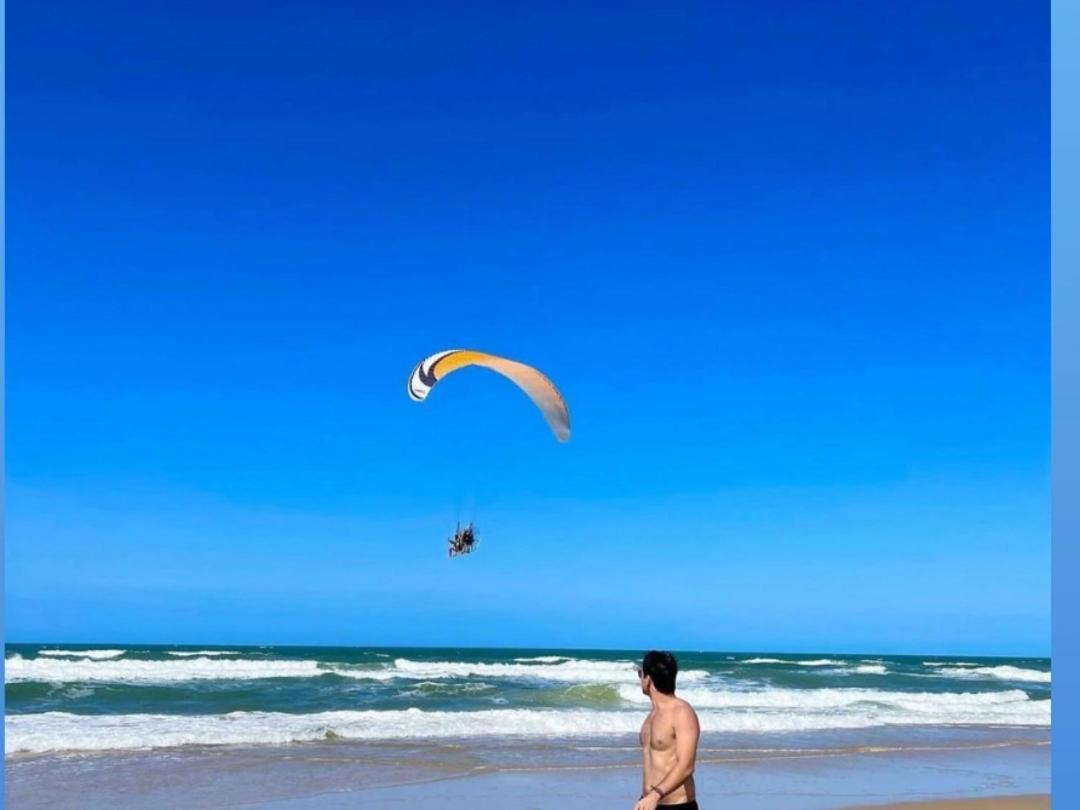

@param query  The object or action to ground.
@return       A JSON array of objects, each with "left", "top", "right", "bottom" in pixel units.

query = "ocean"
[{"left": 3, "top": 644, "right": 1050, "bottom": 756}]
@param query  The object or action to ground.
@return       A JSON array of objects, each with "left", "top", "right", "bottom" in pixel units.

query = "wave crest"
[{"left": 5, "top": 692, "right": 1050, "bottom": 755}]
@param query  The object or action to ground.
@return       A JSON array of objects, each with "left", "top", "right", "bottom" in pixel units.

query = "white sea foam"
[
  {"left": 796, "top": 665, "right": 881, "bottom": 677},
  {"left": 3, "top": 654, "right": 707, "bottom": 686},
  {"left": 166, "top": 651, "right": 241, "bottom": 657},
  {"left": 923, "top": 662, "right": 980, "bottom": 668},
  {"left": 35, "top": 650, "right": 126, "bottom": 660},
  {"left": 739, "top": 658, "right": 845, "bottom": 667},
  {"left": 6, "top": 651, "right": 1046, "bottom": 691},
  {"left": 386, "top": 658, "right": 710, "bottom": 684},
  {"left": 4, "top": 656, "right": 336, "bottom": 684},
  {"left": 933, "top": 666, "right": 1050, "bottom": 684},
  {"left": 395, "top": 681, "right": 496, "bottom": 697},
  {"left": 616, "top": 684, "right": 1043, "bottom": 715},
  {"left": 5, "top": 689, "right": 1050, "bottom": 754},
  {"left": 56, "top": 686, "right": 96, "bottom": 700},
  {"left": 512, "top": 656, "right": 572, "bottom": 663},
  {"left": 794, "top": 659, "right": 846, "bottom": 667}
]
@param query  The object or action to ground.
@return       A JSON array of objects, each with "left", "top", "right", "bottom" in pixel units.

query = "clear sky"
[{"left": 6, "top": 1, "right": 1049, "bottom": 655}]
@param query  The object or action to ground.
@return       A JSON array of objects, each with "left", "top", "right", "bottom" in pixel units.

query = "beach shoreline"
[
  {"left": 5, "top": 733, "right": 1049, "bottom": 810},
  {"left": 5, "top": 645, "right": 1051, "bottom": 808}
]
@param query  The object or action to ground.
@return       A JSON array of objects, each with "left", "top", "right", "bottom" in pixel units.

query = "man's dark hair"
[{"left": 641, "top": 650, "right": 678, "bottom": 694}]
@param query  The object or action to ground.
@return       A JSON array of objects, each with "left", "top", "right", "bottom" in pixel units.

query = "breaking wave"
[
  {"left": 3, "top": 654, "right": 708, "bottom": 686},
  {"left": 932, "top": 666, "right": 1050, "bottom": 684},
  {"left": 166, "top": 651, "right": 242, "bottom": 657},
  {"left": 34, "top": 650, "right": 126, "bottom": 660},
  {"left": 5, "top": 688, "right": 1050, "bottom": 755}
]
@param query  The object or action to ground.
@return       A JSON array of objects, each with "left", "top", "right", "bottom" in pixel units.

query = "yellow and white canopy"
[{"left": 408, "top": 349, "right": 570, "bottom": 442}]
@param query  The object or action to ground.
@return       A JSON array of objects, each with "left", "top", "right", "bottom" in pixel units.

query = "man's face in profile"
[{"left": 637, "top": 664, "right": 650, "bottom": 696}]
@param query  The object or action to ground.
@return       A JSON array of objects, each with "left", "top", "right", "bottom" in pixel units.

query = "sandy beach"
[
  {"left": 6, "top": 734, "right": 1049, "bottom": 810},
  {"left": 847, "top": 798, "right": 1049, "bottom": 809}
]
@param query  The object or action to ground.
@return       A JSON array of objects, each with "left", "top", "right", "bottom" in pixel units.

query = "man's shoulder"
[{"left": 672, "top": 696, "right": 700, "bottom": 719}]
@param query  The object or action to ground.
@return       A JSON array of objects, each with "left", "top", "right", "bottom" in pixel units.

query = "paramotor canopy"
[{"left": 407, "top": 349, "right": 570, "bottom": 442}]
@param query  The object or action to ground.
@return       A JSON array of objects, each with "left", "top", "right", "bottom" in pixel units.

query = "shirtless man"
[{"left": 634, "top": 651, "right": 701, "bottom": 810}]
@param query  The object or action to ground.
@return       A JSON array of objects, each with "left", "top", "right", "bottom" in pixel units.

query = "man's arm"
[
  {"left": 640, "top": 749, "right": 648, "bottom": 798},
  {"left": 646, "top": 706, "right": 700, "bottom": 801},
  {"left": 639, "top": 719, "right": 649, "bottom": 798}
]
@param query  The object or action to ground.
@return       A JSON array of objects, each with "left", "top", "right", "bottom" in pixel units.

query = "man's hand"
[{"left": 633, "top": 788, "right": 661, "bottom": 810}]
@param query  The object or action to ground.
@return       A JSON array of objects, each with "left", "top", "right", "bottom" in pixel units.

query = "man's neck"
[{"left": 648, "top": 689, "right": 676, "bottom": 709}]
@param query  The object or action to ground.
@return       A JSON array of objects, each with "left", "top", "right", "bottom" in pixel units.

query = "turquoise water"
[{"left": 4, "top": 644, "right": 1050, "bottom": 754}]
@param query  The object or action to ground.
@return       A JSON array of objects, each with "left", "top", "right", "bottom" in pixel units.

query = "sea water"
[{"left": 4, "top": 645, "right": 1050, "bottom": 755}]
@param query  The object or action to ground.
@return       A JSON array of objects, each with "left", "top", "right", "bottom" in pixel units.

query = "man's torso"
[{"left": 639, "top": 702, "right": 696, "bottom": 805}]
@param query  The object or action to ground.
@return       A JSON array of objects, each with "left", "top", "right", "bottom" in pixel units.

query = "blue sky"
[{"left": 6, "top": 1, "right": 1049, "bottom": 655}]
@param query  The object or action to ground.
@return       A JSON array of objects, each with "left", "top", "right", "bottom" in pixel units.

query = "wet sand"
[
  {"left": 5, "top": 734, "right": 1049, "bottom": 809},
  {"left": 845, "top": 797, "right": 1049, "bottom": 809}
]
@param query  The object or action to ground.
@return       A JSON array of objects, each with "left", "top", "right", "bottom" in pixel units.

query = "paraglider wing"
[{"left": 408, "top": 349, "right": 570, "bottom": 442}]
